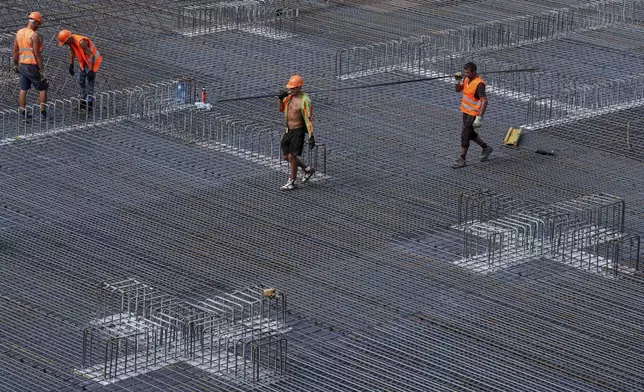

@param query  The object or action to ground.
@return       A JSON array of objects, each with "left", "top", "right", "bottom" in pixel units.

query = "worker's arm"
[
  {"left": 69, "top": 46, "right": 75, "bottom": 65},
  {"left": 479, "top": 96, "right": 487, "bottom": 117},
  {"left": 277, "top": 90, "right": 289, "bottom": 112},
  {"left": 455, "top": 73, "right": 464, "bottom": 92},
  {"left": 303, "top": 98, "right": 313, "bottom": 136},
  {"left": 79, "top": 39, "right": 94, "bottom": 70},
  {"left": 32, "top": 33, "right": 44, "bottom": 74},
  {"left": 12, "top": 36, "right": 19, "bottom": 66},
  {"left": 477, "top": 83, "right": 487, "bottom": 117}
]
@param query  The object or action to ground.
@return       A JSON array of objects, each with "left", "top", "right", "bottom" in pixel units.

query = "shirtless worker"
[{"left": 277, "top": 74, "right": 316, "bottom": 191}]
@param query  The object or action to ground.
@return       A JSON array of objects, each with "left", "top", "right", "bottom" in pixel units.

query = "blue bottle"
[{"left": 176, "top": 82, "right": 186, "bottom": 104}]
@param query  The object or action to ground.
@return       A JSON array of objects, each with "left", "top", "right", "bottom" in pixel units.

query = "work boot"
[
  {"left": 19, "top": 108, "right": 32, "bottom": 121},
  {"left": 301, "top": 167, "right": 316, "bottom": 183},
  {"left": 40, "top": 110, "right": 47, "bottom": 119},
  {"left": 79, "top": 100, "right": 87, "bottom": 109},
  {"left": 481, "top": 146, "right": 494, "bottom": 162},
  {"left": 452, "top": 158, "right": 467, "bottom": 169},
  {"left": 280, "top": 179, "right": 296, "bottom": 191},
  {"left": 87, "top": 101, "right": 93, "bottom": 111}
]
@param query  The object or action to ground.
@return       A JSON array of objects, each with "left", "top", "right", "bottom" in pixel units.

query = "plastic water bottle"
[{"left": 176, "top": 82, "right": 186, "bottom": 104}]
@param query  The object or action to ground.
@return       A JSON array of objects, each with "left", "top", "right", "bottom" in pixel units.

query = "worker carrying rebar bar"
[
  {"left": 57, "top": 29, "right": 103, "bottom": 111},
  {"left": 453, "top": 62, "right": 493, "bottom": 169},
  {"left": 277, "top": 74, "right": 316, "bottom": 191},
  {"left": 13, "top": 12, "right": 48, "bottom": 120}
]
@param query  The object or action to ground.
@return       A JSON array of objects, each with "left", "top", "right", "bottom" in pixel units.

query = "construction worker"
[
  {"left": 453, "top": 62, "right": 493, "bottom": 168},
  {"left": 13, "top": 11, "right": 48, "bottom": 119},
  {"left": 277, "top": 74, "right": 316, "bottom": 191},
  {"left": 57, "top": 29, "right": 102, "bottom": 110}
]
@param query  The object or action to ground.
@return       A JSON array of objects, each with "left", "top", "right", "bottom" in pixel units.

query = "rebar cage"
[
  {"left": 81, "top": 278, "right": 289, "bottom": 385},
  {"left": 456, "top": 191, "right": 641, "bottom": 277}
]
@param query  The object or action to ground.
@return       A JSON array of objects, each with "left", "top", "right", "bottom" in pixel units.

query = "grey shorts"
[{"left": 19, "top": 64, "right": 48, "bottom": 91}]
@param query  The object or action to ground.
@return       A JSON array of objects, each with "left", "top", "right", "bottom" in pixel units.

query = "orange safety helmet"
[
  {"left": 286, "top": 74, "right": 304, "bottom": 89},
  {"left": 28, "top": 11, "right": 43, "bottom": 24},
  {"left": 57, "top": 30, "right": 72, "bottom": 46}
]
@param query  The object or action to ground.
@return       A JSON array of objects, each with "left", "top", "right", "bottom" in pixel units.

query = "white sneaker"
[
  {"left": 301, "top": 167, "right": 316, "bottom": 183},
  {"left": 280, "top": 179, "right": 296, "bottom": 191}
]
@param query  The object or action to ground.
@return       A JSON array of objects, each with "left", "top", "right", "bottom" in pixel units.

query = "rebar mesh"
[{"left": 2, "top": 1, "right": 644, "bottom": 391}]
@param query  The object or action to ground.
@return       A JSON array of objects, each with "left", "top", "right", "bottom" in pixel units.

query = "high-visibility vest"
[
  {"left": 16, "top": 27, "right": 42, "bottom": 65},
  {"left": 281, "top": 93, "right": 313, "bottom": 135},
  {"left": 460, "top": 76, "right": 486, "bottom": 116},
  {"left": 70, "top": 34, "right": 102, "bottom": 72}
]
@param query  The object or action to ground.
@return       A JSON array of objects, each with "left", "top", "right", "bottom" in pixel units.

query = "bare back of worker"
[{"left": 286, "top": 94, "right": 305, "bottom": 129}]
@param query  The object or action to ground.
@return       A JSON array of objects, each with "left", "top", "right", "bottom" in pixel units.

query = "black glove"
[
  {"left": 308, "top": 135, "right": 315, "bottom": 150},
  {"left": 277, "top": 90, "right": 289, "bottom": 100},
  {"left": 13, "top": 64, "right": 19, "bottom": 74},
  {"left": 87, "top": 70, "right": 95, "bottom": 80},
  {"left": 68, "top": 63, "right": 74, "bottom": 76}
]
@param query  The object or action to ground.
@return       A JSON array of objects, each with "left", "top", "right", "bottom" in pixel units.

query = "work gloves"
[
  {"left": 473, "top": 115, "right": 483, "bottom": 128},
  {"left": 87, "top": 70, "right": 95, "bottom": 80},
  {"left": 69, "top": 63, "right": 75, "bottom": 76},
  {"left": 454, "top": 72, "right": 463, "bottom": 81},
  {"left": 277, "top": 90, "right": 289, "bottom": 100},
  {"left": 13, "top": 64, "right": 19, "bottom": 74},
  {"left": 308, "top": 135, "right": 316, "bottom": 150}
]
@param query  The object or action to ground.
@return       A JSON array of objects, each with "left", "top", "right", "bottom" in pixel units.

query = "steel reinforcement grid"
[{"left": 1, "top": 0, "right": 644, "bottom": 391}]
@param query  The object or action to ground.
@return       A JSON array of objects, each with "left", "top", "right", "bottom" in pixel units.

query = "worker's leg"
[
  {"left": 86, "top": 71, "right": 96, "bottom": 108},
  {"left": 454, "top": 113, "right": 475, "bottom": 168},
  {"left": 461, "top": 113, "right": 476, "bottom": 159},
  {"left": 31, "top": 68, "right": 49, "bottom": 115},
  {"left": 39, "top": 89, "right": 47, "bottom": 113},
  {"left": 295, "top": 157, "right": 308, "bottom": 170},
  {"left": 280, "top": 131, "right": 296, "bottom": 189},
  {"left": 289, "top": 154, "right": 298, "bottom": 181},
  {"left": 78, "top": 69, "right": 87, "bottom": 101},
  {"left": 473, "top": 136, "right": 487, "bottom": 149},
  {"left": 18, "top": 65, "right": 31, "bottom": 110},
  {"left": 18, "top": 90, "right": 27, "bottom": 109}
]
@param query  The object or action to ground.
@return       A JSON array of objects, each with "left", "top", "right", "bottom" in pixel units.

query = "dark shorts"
[
  {"left": 281, "top": 127, "right": 306, "bottom": 157},
  {"left": 461, "top": 112, "right": 478, "bottom": 148},
  {"left": 19, "top": 64, "right": 48, "bottom": 91}
]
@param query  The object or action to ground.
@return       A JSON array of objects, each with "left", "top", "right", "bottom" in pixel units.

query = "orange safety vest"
[
  {"left": 70, "top": 34, "right": 102, "bottom": 72},
  {"left": 16, "top": 27, "right": 42, "bottom": 65},
  {"left": 460, "top": 76, "right": 486, "bottom": 116}
]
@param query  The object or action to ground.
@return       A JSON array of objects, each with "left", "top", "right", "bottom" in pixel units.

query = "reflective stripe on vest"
[
  {"left": 17, "top": 28, "right": 42, "bottom": 65},
  {"left": 71, "top": 34, "right": 102, "bottom": 72},
  {"left": 460, "top": 76, "right": 485, "bottom": 116}
]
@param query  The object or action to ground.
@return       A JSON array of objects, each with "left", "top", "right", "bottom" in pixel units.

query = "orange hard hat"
[
  {"left": 58, "top": 30, "right": 72, "bottom": 46},
  {"left": 286, "top": 74, "right": 304, "bottom": 89},
  {"left": 28, "top": 11, "right": 42, "bottom": 24}
]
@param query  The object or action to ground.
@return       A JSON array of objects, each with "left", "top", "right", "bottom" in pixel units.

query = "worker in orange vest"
[
  {"left": 13, "top": 12, "right": 48, "bottom": 119},
  {"left": 453, "top": 62, "right": 493, "bottom": 168},
  {"left": 58, "top": 29, "right": 103, "bottom": 110}
]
